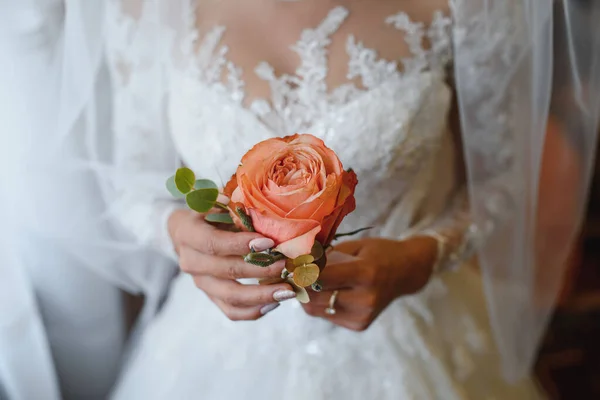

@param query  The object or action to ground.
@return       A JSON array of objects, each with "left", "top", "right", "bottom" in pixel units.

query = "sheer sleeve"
[
  {"left": 104, "top": 0, "right": 184, "bottom": 261},
  {"left": 411, "top": 68, "right": 479, "bottom": 274}
]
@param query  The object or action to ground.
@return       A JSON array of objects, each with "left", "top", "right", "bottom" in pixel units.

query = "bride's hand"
[
  {"left": 168, "top": 209, "right": 296, "bottom": 320},
  {"left": 302, "top": 237, "right": 438, "bottom": 331}
]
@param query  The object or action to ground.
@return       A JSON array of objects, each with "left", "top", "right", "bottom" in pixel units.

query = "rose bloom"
[{"left": 224, "top": 134, "right": 357, "bottom": 259}]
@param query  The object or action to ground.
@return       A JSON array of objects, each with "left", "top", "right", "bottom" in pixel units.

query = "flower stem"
[{"left": 214, "top": 201, "right": 229, "bottom": 210}]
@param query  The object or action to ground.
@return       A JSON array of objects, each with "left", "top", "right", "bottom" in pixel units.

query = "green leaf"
[
  {"left": 244, "top": 252, "right": 276, "bottom": 267},
  {"left": 311, "top": 280, "right": 323, "bottom": 292},
  {"left": 333, "top": 226, "right": 374, "bottom": 241},
  {"left": 194, "top": 179, "right": 218, "bottom": 190},
  {"left": 175, "top": 167, "right": 196, "bottom": 194},
  {"left": 165, "top": 175, "right": 186, "bottom": 198},
  {"left": 185, "top": 188, "right": 218, "bottom": 213},
  {"left": 235, "top": 206, "right": 255, "bottom": 232},
  {"left": 204, "top": 213, "right": 234, "bottom": 224}
]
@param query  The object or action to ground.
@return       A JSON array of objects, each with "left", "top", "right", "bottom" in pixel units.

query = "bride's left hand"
[{"left": 302, "top": 237, "right": 438, "bottom": 331}]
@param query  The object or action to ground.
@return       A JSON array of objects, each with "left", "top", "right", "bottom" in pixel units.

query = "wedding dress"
[{"left": 105, "top": 1, "right": 542, "bottom": 398}]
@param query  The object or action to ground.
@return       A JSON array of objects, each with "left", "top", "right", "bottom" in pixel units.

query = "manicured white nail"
[
  {"left": 273, "top": 290, "right": 296, "bottom": 302},
  {"left": 260, "top": 303, "right": 280, "bottom": 315},
  {"left": 249, "top": 238, "right": 275, "bottom": 252}
]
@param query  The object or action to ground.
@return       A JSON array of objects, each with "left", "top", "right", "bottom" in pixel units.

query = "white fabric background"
[{"left": 0, "top": 1, "right": 127, "bottom": 398}]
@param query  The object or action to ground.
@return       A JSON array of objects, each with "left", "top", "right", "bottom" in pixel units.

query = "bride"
[{"left": 37, "top": 0, "right": 599, "bottom": 399}]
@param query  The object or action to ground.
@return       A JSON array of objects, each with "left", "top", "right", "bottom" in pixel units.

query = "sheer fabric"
[
  {"left": 104, "top": 1, "right": 538, "bottom": 398},
  {"left": 16, "top": 0, "right": 599, "bottom": 397}
]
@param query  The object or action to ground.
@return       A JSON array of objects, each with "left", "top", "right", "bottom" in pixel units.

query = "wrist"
[
  {"left": 402, "top": 236, "right": 439, "bottom": 276},
  {"left": 386, "top": 236, "right": 438, "bottom": 296}
]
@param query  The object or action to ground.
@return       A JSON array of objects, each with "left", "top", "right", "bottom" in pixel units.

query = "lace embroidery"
[
  {"left": 186, "top": 6, "right": 453, "bottom": 134},
  {"left": 101, "top": 2, "right": 543, "bottom": 396}
]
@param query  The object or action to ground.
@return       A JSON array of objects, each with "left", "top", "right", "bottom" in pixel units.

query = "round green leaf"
[
  {"left": 204, "top": 213, "right": 234, "bottom": 224},
  {"left": 185, "top": 188, "right": 218, "bottom": 213},
  {"left": 166, "top": 175, "right": 186, "bottom": 198},
  {"left": 194, "top": 179, "right": 218, "bottom": 190},
  {"left": 175, "top": 167, "right": 196, "bottom": 194}
]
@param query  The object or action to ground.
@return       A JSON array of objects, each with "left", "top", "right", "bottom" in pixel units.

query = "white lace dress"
[{"left": 106, "top": 1, "right": 542, "bottom": 399}]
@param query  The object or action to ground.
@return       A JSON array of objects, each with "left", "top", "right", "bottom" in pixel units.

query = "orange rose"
[{"left": 224, "top": 134, "right": 357, "bottom": 259}]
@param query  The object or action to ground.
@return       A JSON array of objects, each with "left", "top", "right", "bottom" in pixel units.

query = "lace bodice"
[
  {"left": 106, "top": 0, "right": 461, "bottom": 257},
  {"left": 103, "top": 3, "right": 543, "bottom": 399}
]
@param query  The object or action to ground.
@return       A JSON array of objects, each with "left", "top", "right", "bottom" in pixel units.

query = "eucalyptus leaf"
[
  {"left": 268, "top": 251, "right": 286, "bottom": 262},
  {"left": 285, "top": 259, "right": 297, "bottom": 273},
  {"left": 310, "top": 241, "right": 324, "bottom": 261},
  {"left": 175, "top": 167, "right": 196, "bottom": 193},
  {"left": 311, "top": 280, "right": 323, "bottom": 292},
  {"left": 166, "top": 175, "right": 186, "bottom": 198},
  {"left": 292, "top": 263, "right": 320, "bottom": 287},
  {"left": 244, "top": 252, "right": 276, "bottom": 267},
  {"left": 235, "top": 206, "right": 255, "bottom": 232},
  {"left": 293, "top": 254, "right": 315, "bottom": 267},
  {"left": 286, "top": 277, "right": 310, "bottom": 303},
  {"left": 194, "top": 179, "right": 218, "bottom": 190},
  {"left": 204, "top": 213, "right": 234, "bottom": 224},
  {"left": 185, "top": 188, "right": 218, "bottom": 213}
]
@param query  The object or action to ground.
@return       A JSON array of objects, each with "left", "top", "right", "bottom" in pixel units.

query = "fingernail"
[
  {"left": 260, "top": 303, "right": 280, "bottom": 315},
  {"left": 249, "top": 238, "right": 275, "bottom": 252},
  {"left": 273, "top": 290, "right": 296, "bottom": 302}
]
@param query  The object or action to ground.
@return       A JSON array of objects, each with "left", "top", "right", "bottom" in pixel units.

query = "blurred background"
[{"left": 535, "top": 136, "right": 600, "bottom": 399}]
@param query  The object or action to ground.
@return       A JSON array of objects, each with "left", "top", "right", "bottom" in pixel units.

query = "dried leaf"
[
  {"left": 311, "top": 280, "right": 323, "bottom": 292},
  {"left": 293, "top": 254, "right": 315, "bottom": 267},
  {"left": 292, "top": 263, "right": 320, "bottom": 287},
  {"left": 310, "top": 241, "right": 324, "bottom": 261},
  {"left": 285, "top": 258, "right": 297, "bottom": 273},
  {"left": 235, "top": 206, "right": 255, "bottom": 232},
  {"left": 244, "top": 252, "right": 275, "bottom": 267},
  {"left": 286, "top": 277, "right": 310, "bottom": 303}
]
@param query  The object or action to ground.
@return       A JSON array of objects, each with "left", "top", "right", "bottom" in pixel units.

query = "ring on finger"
[{"left": 324, "top": 290, "right": 339, "bottom": 316}]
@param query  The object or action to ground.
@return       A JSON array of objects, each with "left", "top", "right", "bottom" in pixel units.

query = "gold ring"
[{"left": 324, "top": 290, "right": 339, "bottom": 315}]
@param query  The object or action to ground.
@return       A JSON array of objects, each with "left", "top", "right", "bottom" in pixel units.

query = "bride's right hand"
[{"left": 168, "top": 209, "right": 296, "bottom": 320}]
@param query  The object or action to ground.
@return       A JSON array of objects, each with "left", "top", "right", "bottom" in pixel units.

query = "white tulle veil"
[{"left": 3, "top": 0, "right": 599, "bottom": 384}]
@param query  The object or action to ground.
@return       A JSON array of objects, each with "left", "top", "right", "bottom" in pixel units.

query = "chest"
[{"left": 166, "top": 1, "right": 454, "bottom": 184}]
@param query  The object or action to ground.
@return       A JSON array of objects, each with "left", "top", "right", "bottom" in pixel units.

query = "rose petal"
[
  {"left": 231, "top": 186, "right": 245, "bottom": 203},
  {"left": 240, "top": 174, "right": 286, "bottom": 217},
  {"left": 285, "top": 173, "right": 338, "bottom": 221},
  {"left": 223, "top": 173, "right": 238, "bottom": 198},
  {"left": 291, "top": 134, "right": 343, "bottom": 175},
  {"left": 249, "top": 208, "right": 320, "bottom": 245},
  {"left": 274, "top": 225, "right": 322, "bottom": 259},
  {"left": 316, "top": 170, "right": 358, "bottom": 245}
]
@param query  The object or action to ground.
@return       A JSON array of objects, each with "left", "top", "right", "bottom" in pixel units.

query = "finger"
[
  {"left": 180, "top": 247, "right": 286, "bottom": 280},
  {"left": 318, "top": 259, "right": 370, "bottom": 290},
  {"left": 330, "top": 240, "right": 363, "bottom": 256},
  {"left": 212, "top": 298, "right": 274, "bottom": 321},
  {"left": 302, "top": 301, "right": 367, "bottom": 331},
  {"left": 308, "top": 289, "right": 376, "bottom": 312},
  {"left": 194, "top": 275, "right": 296, "bottom": 307},
  {"left": 181, "top": 217, "right": 266, "bottom": 256}
]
